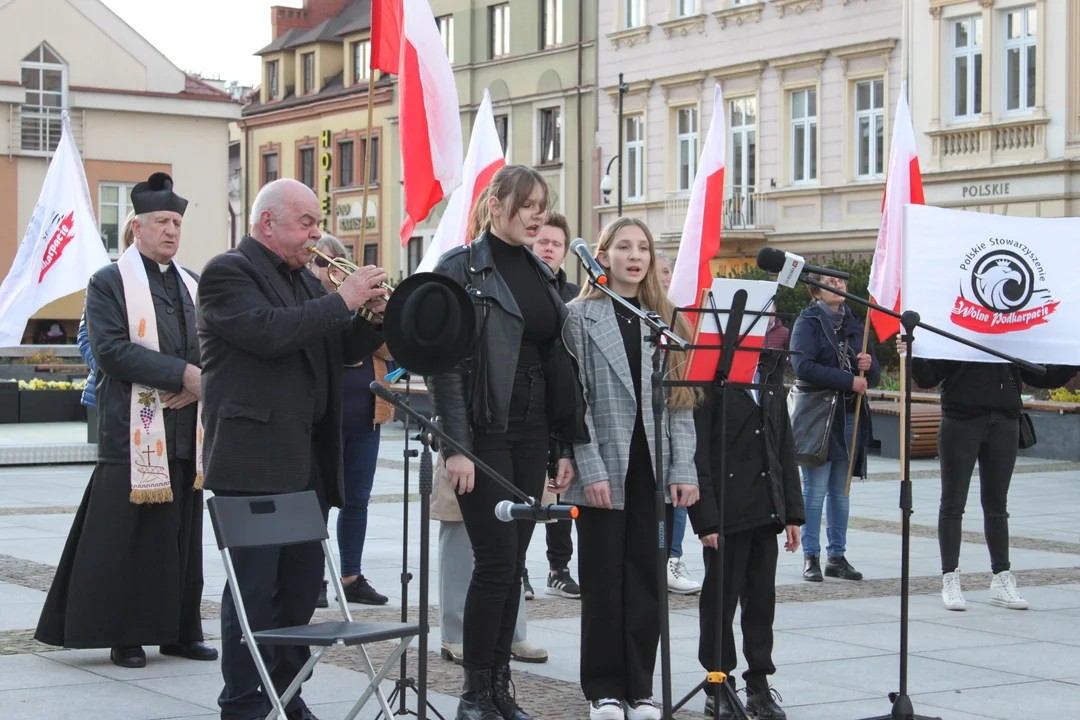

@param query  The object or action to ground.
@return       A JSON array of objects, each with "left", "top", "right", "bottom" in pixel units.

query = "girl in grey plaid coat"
[{"left": 563, "top": 217, "right": 700, "bottom": 720}]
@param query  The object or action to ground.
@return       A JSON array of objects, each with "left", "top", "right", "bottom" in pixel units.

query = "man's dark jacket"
[
  {"left": 86, "top": 254, "right": 199, "bottom": 463},
  {"left": 428, "top": 231, "right": 588, "bottom": 456},
  {"left": 555, "top": 268, "right": 580, "bottom": 304},
  {"left": 197, "top": 235, "right": 382, "bottom": 506},
  {"left": 689, "top": 354, "right": 805, "bottom": 538}
]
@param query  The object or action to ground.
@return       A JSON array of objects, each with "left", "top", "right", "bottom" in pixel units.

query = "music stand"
[{"left": 668, "top": 289, "right": 796, "bottom": 720}]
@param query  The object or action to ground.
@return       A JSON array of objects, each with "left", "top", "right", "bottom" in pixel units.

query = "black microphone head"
[
  {"left": 757, "top": 247, "right": 786, "bottom": 273},
  {"left": 368, "top": 381, "right": 399, "bottom": 403}
]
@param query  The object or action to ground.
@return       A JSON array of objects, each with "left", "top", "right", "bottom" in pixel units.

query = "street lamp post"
[{"left": 616, "top": 72, "right": 628, "bottom": 216}]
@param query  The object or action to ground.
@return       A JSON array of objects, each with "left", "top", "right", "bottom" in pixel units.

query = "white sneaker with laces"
[
  {"left": 667, "top": 558, "right": 701, "bottom": 595},
  {"left": 942, "top": 571, "right": 966, "bottom": 611},
  {"left": 590, "top": 699, "right": 625, "bottom": 720},
  {"left": 990, "top": 570, "right": 1029, "bottom": 610},
  {"left": 624, "top": 698, "right": 661, "bottom": 720}
]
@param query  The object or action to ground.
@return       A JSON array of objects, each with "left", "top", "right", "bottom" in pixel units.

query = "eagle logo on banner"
[{"left": 951, "top": 242, "right": 1058, "bottom": 334}]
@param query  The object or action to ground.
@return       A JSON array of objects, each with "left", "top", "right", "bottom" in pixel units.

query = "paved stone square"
[{"left": 1, "top": 422, "right": 1079, "bottom": 719}]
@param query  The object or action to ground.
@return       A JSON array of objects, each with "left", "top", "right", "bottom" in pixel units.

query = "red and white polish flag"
[
  {"left": 391, "top": 0, "right": 463, "bottom": 244},
  {"left": 868, "top": 81, "right": 925, "bottom": 341},
  {"left": 417, "top": 89, "right": 506, "bottom": 273},
  {"left": 669, "top": 84, "right": 730, "bottom": 381},
  {"left": 0, "top": 114, "right": 110, "bottom": 347}
]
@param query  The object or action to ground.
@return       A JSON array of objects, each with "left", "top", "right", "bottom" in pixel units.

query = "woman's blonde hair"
[
  {"left": 578, "top": 217, "right": 699, "bottom": 410},
  {"left": 121, "top": 211, "right": 136, "bottom": 250}
]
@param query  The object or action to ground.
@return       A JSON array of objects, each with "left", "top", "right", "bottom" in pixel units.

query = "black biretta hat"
[{"left": 130, "top": 172, "right": 188, "bottom": 216}]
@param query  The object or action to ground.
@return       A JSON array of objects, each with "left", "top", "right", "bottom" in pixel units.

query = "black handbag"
[
  {"left": 1007, "top": 371, "right": 1037, "bottom": 449},
  {"left": 787, "top": 383, "right": 839, "bottom": 467}
]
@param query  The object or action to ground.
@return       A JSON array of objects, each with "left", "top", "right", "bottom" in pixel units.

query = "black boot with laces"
[
  {"left": 455, "top": 669, "right": 502, "bottom": 720},
  {"left": 746, "top": 687, "right": 786, "bottom": 720},
  {"left": 491, "top": 664, "right": 533, "bottom": 720},
  {"left": 802, "top": 556, "right": 823, "bottom": 582}
]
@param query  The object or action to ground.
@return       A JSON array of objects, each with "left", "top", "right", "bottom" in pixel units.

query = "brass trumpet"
[{"left": 307, "top": 246, "right": 392, "bottom": 318}]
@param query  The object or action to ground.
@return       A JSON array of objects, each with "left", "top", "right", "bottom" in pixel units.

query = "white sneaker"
[
  {"left": 667, "top": 558, "right": 702, "bottom": 595},
  {"left": 590, "top": 699, "right": 625, "bottom": 720},
  {"left": 625, "top": 698, "right": 661, "bottom": 720},
  {"left": 990, "top": 570, "right": 1029, "bottom": 610},
  {"left": 942, "top": 571, "right": 967, "bottom": 611}
]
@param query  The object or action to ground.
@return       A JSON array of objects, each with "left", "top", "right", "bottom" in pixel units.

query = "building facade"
[
  {"left": 240, "top": 0, "right": 597, "bottom": 283},
  {"left": 595, "top": 0, "right": 903, "bottom": 271},
  {"left": 912, "top": 0, "right": 1080, "bottom": 218},
  {"left": 0, "top": 0, "right": 239, "bottom": 343},
  {"left": 394, "top": 0, "right": 598, "bottom": 279}
]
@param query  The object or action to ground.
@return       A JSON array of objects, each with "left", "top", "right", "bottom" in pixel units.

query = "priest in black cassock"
[{"left": 35, "top": 173, "right": 216, "bottom": 669}]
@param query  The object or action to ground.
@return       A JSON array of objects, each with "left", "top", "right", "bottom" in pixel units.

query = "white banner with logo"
[{"left": 902, "top": 204, "right": 1079, "bottom": 363}]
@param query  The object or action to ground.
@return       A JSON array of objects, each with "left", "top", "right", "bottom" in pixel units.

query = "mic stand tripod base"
[{"left": 858, "top": 692, "right": 940, "bottom": 720}]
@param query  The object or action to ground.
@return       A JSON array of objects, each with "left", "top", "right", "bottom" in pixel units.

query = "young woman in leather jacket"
[{"left": 428, "top": 164, "right": 588, "bottom": 720}]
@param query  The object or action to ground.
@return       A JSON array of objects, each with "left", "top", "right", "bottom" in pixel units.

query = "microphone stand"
[
  {"left": 375, "top": 371, "right": 446, "bottom": 720},
  {"left": 789, "top": 277, "right": 1044, "bottom": 720},
  {"left": 368, "top": 381, "right": 544, "bottom": 720},
  {"left": 585, "top": 278, "right": 689, "bottom": 720}
]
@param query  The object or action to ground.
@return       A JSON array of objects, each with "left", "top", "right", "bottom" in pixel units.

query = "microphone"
[
  {"left": 494, "top": 500, "right": 579, "bottom": 522},
  {"left": 369, "top": 381, "right": 403, "bottom": 405},
  {"left": 569, "top": 238, "right": 608, "bottom": 286},
  {"left": 756, "top": 247, "right": 850, "bottom": 289}
]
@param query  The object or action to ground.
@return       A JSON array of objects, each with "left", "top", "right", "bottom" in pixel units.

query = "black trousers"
[
  {"left": 457, "top": 367, "right": 548, "bottom": 671},
  {"left": 546, "top": 506, "right": 574, "bottom": 570},
  {"left": 698, "top": 525, "right": 778, "bottom": 695},
  {"left": 576, "top": 427, "right": 672, "bottom": 701},
  {"left": 217, "top": 461, "right": 329, "bottom": 720},
  {"left": 938, "top": 412, "right": 1018, "bottom": 575}
]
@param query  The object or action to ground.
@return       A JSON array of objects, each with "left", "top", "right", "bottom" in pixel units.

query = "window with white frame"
[
  {"left": 266, "top": 60, "right": 279, "bottom": 99},
  {"left": 20, "top": 44, "right": 65, "bottom": 153},
  {"left": 730, "top": 97, "right": 756, "bottom": 193},
  {"left": 490, "top": 3, "right": 510, "bottom": 58},
  {"left": 1005, "top": 6, "right": 1037, "bottom": 112},
  {"left": 790, "top": 88, "right": 817, "bottom": 184},
  {"left": 543, "top": 0, "right": 563, "bottom": 48},
  {"left": 437, "top": 15, "right": 455, "bottom": 64},
  {"left": 302, "top": 52, "right": 315, "bottom": 94},
  {"left": 855, "top": 79, "right": 884, "bottom": 178},
  {"left": 539, "top": 107, "right": 562, "bottom": 163},
  {"left": 625, "top": 115, "right": 645, "bottom": 201},
  {"left": 951, "top": 16, "right": 983, "bottom": 119},
  {"left": 677, "top": 0, "right": 696, "bottom": 17},
  {"left": 99, "top": 183, "right": 136, "bottom": 255},
  {"left": 676, "top": 107, "right": 698, "bottom": 191},
  {"left": 352, "top": 40, "right": 371, "bottom": 83},
  {"left": 625, "top": 0, "right": 643, "bottom": 28}
]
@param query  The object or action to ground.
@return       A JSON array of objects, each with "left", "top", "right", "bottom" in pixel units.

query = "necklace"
[{"left": 613, "top": 301, "right": 638, "bottom": 325}]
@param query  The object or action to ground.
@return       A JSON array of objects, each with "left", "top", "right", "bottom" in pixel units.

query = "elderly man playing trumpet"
[{"left": 198, "top": 178, "right": 388, "bottom": 720}]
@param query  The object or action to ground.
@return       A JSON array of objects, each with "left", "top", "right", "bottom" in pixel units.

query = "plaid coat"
[{"left": 562, "top": 298, "right": 697, "bottom": 511}]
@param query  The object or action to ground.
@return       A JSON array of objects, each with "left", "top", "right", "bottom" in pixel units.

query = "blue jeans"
[
  {"left": 801, "top": 415, "right": 854, "bottom": 559},
  {"left": 670, "top": 506, "right": 688, "bottom": 559},
  {"left": 337, "top": 424, "right": 380, "bottom": 578}
]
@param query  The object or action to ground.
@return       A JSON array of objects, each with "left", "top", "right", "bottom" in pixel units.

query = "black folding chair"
[{"left": 208, "top": 491, "right": 420, "bottom": 720}]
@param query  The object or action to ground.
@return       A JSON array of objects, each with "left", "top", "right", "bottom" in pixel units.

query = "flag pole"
[
  {"left": 845, "top": 319, "right": 872, "bottom": 495},
  {"left": 358, "top": 76, "right": 375, "bottom": 258}
]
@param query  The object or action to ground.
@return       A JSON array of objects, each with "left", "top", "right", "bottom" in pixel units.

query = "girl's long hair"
[
  {"left": 578, "top": 217, "right": 699, "bottom": 410},
  {"left": 466, "top": 185, "right": 492, "bottom": 242}
]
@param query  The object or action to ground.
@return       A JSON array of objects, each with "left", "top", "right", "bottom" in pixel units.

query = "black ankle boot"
[
  {"left": 803, "top": 556, "right": 823, "bottom": 582},
  {"left": 746, "top": 687, "right": 786, "bottom": 720},
  {"left": 491, "top": 664, "right": 533, "bottom": 720},
  {"left": 455, "top": 669, "right": 502, "bottom": 720},
  {"left": 824, "top": 555, "right": 863, "bottom": 581}
]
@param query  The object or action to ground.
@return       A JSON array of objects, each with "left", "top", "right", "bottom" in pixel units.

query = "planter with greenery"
[{"left": 13, "top": 378, "right": 87, "bottom": 424}]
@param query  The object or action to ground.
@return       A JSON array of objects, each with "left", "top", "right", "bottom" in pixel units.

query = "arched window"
[{"left": 21, "top": 43, "right": 66, "bottom": 153}]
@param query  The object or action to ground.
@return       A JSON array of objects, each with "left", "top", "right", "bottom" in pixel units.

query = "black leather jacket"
[{"left": 428, "top": 231, "right": 589, "bottom": 456}]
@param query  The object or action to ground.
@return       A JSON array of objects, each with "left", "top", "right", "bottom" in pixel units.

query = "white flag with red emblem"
[
  {"left": 868, "top": 82, "right": 924, "bottom": 341},
  {"left": 398, "top": 0, "right": 463, "bottom": 245},
  {"left": 0, "top": 114, "right": 110, "bottom": 347},
  {"left": 417, "top": 89, "right": 506, "bottom": 273},
  {"left": 669, "top": 84, "right": 727, "bottom": 380}
]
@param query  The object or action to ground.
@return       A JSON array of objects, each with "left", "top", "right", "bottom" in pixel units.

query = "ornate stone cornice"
[
  {"left": 658, "top": 13, "right": 707, "bottom": 38},
  {"left": 713, "top": 1, "right": 765, "bottom": 29},
  {"left": 606, "top": 25, "right": 652, "bottom": 49},
  {"left": 771, "top": 0, "right": 823, "bottom": 19}
]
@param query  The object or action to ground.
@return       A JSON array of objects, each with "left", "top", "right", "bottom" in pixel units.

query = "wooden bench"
[{"left": 869, "top": 401, "right": 941, "bottom": 459}]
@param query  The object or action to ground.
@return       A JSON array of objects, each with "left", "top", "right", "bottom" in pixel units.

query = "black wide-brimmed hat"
[
  {"left": 131, "top": 172, "right": 188, "bottom": 216},
  {"left": 383, "top": 272, "right": 476, "bottom": 376}
]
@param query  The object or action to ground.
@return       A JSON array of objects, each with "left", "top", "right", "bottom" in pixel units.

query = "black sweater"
[
  {"left": 489, "top": 232, "right": 558, "bottom": 367},
  {"left": 912, "top": 360, "right": 1078, "bottom": 420}
]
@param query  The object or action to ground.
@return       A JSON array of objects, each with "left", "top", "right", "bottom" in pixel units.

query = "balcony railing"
[
  {"left": 8, "top": 106, "right": 83, "bottom": 156},
  {"left": 929, "top": 118, "right": 1048, "bottom": 169},
  {"left": 664, "top": 185, "right": 768, "bottom": 235}
]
